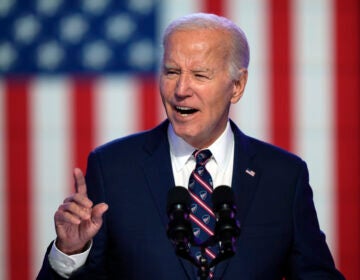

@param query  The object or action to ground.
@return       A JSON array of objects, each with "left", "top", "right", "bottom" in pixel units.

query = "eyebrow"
[
  {"left": 162, "top": 65, "right": 215, "bottom": 75},
  {"left": 192, "top": 68, "right": 212, "bottom": 73},
  {"left": 163, "top": 64, "right": 179, "bottom": 70}
]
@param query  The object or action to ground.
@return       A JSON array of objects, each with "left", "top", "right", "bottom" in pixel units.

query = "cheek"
[
  {"left": 216, "top": 83, "right": 235, "bottom": 104},
  {"left": 207, "top": 88, "right": 232, "bottom": 108},
  {"left": 159, "top": 85, "right": 169, "bottom": 101},
  {"left": 160, "top": 79, "right": 174, "bottom": 97},
  {"left": 204, "top": 94, "right": 232, "bottom": 118}
]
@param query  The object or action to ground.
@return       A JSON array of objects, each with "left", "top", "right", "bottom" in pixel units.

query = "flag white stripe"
[
  {"left": 227, "top": 0, "right": 271, "bottom": 142},
  {"left": 159, "top": 0, "right": 202, "bottom": 34},
  {"left": 292, "top": 0, "right": 336, "bottom": 256},
  {"left": 94, "top": 75, "right": 139, "bottom": 146},
  {"left": 30, "top": 77, "right": 72, "bottom": 278},
  {"left": 0, "top": 80, "right": 8, "bottom": 280}
]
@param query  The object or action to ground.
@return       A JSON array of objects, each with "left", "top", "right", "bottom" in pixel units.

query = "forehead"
[{"left": 163, "top": 29, "right": 229, "bottom": 66}]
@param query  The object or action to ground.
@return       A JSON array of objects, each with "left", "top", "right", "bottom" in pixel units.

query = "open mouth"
[{"left": 175, "top": 106, "right": 198, "bottom": 115}]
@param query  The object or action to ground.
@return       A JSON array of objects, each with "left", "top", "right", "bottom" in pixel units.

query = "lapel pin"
[{"left": 245, "top": 168, "right": 256, "bottom": 177}]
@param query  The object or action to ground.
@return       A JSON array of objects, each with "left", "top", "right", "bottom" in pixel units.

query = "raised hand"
[{"left": 54, "top": 168, "right": 108, "bottom": 255}]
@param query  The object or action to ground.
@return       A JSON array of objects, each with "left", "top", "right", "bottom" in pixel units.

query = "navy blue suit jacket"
[{"left": 37, "top": 120, "right": 344, "bottom": 279}]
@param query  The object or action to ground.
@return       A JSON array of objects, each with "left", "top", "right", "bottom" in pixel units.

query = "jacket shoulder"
[
  {"left": 249, "top": 136, "right": 303, "bottom": 164},
  {"left": 230, "top": 120, "right": 304, "bottom": 168},
  {"left": 92, "top": 121, "right": 169, "bottom": 157}
]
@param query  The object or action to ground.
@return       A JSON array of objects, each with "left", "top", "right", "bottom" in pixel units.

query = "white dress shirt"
[
  {"left": 49, "top": 121, "right": 235, "bottom": 278},
  {"left": 168, "top": 121, "right": 234, "bottom": 189}
]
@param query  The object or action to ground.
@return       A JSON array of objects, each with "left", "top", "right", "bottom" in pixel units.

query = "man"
[{"left": 37, "top": 13, "right": 344, "bottom": 279}]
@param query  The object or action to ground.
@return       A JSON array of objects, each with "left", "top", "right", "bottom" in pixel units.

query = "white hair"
[{"left": 162, "top": 13, "right": 250, "bottom": 79}]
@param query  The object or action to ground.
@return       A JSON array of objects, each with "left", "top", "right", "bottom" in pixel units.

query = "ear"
[{"left": 230, "top": 69, "right": 248, "bottom": 104}]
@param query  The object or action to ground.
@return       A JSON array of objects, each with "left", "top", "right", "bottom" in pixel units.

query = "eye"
[
  {"left": 194, "top": 73, "right": 209, "bottom": 80},
  {"left": 164, "top": 68, "right": 179, "bottom": 76}
]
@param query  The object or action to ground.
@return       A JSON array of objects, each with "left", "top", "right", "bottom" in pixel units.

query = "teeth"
[
  {"left": 175, "top": 106, "right": 198, "bottom": 115},
  {"left": 176, "top": 106, "right": 193, "bottom": 111}
]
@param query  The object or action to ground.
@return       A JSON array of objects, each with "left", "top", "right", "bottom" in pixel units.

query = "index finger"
[{"left": 73, "top": 168, "right": 87, "bottom": 195}]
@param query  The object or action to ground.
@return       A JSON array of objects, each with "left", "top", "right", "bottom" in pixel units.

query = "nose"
[{"left": 175, "top": 73, "right": 192, "bottom": 98}]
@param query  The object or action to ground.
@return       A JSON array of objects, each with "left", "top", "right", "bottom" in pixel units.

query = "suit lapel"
[
  {"left": 214, "top": 121, "right": 261, "bottom": 279},
  {"left": 142, "top": 135, "right": 174, "bottom": 227},
  {"left": 231, "top": 125, "right": 261, "bottom": 225}
]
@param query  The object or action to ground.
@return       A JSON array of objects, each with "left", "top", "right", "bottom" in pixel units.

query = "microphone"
[
  {"left": 211, "top": 185, "right": 241, "bottom": 263},
  {"left": 166, "top": 186, "right": 194, "bottom": 261},
  {"left": 166, "top": 186, "right": 240, "bottom": 278}
]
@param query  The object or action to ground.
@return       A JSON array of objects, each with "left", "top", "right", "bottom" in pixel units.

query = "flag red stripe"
[
  {"left": 334, "top": 0, "right": 360, "bottom": 278},
  {"left": 72, "top": 77, "right": 95, "bottom": 173},
  {"left": 269, "top": 0, "right": 293, "bottom": 151},
  {"left": 203, "top": 0, "right": 225, "bottom": 16},
  {"left": 5, "top": 78, "right": 31, "bottom": 280},
  {"left": 138, "top": 76, "right": 158, "bottom": 131}
]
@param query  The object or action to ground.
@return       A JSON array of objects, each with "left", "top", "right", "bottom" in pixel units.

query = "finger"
[
  {"left": 55, "top": 209, "right": 82, "bottom": 225},
  {"left": 73, "top": 168, "right": 87, "bottom": 195},
  {"left": 59, "top": 202, "right": 92, "bottom": 221},
  {"left": 63, "top": 193, "right": 93, "bottom": 208},
  {"left": 91, "top": 203, "right": 109, "bottom": 226}
]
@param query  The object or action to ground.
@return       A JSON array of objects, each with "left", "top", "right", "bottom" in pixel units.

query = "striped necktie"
[{"left": 188, "top": 149, "right": 217, "bottom": 264}]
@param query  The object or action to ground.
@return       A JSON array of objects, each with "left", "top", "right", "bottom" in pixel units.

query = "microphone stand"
[
  {"left": 173, "top": 239, "right": 236, "bottom": 280},
  {"left": 198, "top": 248, "right": 210, "bottom": 280}
]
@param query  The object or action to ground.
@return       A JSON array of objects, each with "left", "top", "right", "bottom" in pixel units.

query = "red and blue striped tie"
[{"left": 188, "top": 149, "right": 217, "bottom": 271}]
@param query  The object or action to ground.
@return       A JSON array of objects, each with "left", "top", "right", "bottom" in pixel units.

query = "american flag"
[{"left": 0, "top": 0, "right": 359, "bottom": 279}]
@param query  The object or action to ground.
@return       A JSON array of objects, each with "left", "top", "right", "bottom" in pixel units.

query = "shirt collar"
[{"left": 167, "top": 121, "right": 234, "bottom": 172}]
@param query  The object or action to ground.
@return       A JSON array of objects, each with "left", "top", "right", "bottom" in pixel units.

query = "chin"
[
  {"left": 172, "top": 125, "right": 193, "bottom": 137},
  {"left": 174, "top": 128, "right": 208, "bottom": 148},
  {"left": 172, "top": 124, "right": 195, "bottom": 138}
]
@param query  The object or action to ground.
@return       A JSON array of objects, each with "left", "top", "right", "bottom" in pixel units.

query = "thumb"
[{"left": 91, "top": 203, "right": 109, "bottom": 226}]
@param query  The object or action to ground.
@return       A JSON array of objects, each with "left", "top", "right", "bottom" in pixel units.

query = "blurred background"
[{"left": 0, "top": 0, "right": 359, "bottom": 279}]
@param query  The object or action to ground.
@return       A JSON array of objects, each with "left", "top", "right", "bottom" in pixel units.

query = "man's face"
[{"left": 160, "top": 29, "right": 246, "bottom": 148}]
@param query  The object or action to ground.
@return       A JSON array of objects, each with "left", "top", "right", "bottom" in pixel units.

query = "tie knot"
[{"left": 193, "top": 149, "right": 212, "bottom": 165}]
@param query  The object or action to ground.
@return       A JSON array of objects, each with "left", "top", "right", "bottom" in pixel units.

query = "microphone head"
[
  {"left": 167, "top": 186, "right": 190, "bottom": 214},
  {"left": 166, "top": 186, "right": 194, "bottom": 246},
  {"left": 212, "top": 185, "right": 234, "bottom": 210}
]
